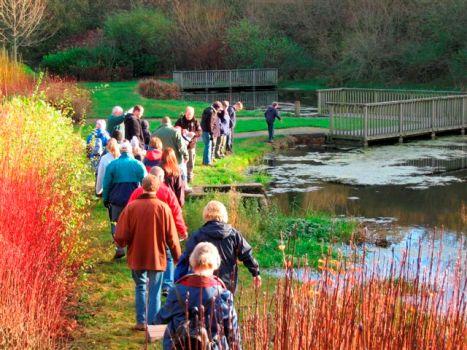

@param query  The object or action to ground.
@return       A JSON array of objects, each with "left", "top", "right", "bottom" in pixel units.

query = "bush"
[
  {"left": 40, "top": 77, "right": 92, "bottom": 124},
  {"left": 0, "top": 50, "right": 35, "bottom": 98},
  {"left": 41, "top": 46, "right": 132, "bottom": 81},
  {"left": 224, "top": 20, "right": 313, "bottom": 77},
  {"left": 103, "top": 8, "right": 173, "bottom": 76},
  {"left": 0, "top": 97, "right": 91, "bottom": 348},
  {"left": 138, "top": 79, "right": 180, "bottom": 99}
]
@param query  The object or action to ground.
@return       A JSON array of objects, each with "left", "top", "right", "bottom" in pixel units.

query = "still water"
[
  {"left": 264, "top": 135, "right": 466, "bottom": 273},
  {"left": 181, "top": 89, "right": 317, "bottom": 109}
]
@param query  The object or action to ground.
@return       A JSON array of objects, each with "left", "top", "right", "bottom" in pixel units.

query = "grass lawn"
[{"left": 82, "top": 81, "right": 263, "bottom": 119}]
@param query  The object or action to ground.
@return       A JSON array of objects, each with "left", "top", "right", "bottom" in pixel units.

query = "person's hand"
[
  {"left": 253, "top": 275, "right": 262, "bottom": 288},
  {"left": 103, "top": 200, "right": 110, "bottom": 209}
]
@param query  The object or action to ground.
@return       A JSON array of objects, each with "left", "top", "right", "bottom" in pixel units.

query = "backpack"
[{"left": 172, "top": 287, "right": 215, "bottom": 350}]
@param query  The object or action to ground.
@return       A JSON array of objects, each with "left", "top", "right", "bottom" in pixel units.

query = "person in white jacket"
[{"left": 95, "top": 138, "right": 120, "bottom": 196}]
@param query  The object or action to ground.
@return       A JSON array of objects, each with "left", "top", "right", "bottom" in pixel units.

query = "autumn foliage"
[{"left": 0, "top": 97, "right": 90, "bottom": 348}]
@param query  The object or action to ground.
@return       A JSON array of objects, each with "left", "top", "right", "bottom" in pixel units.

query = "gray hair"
[
  {"left": 120, "top": 141, "right": 132, "bottom": 153},
  {"left": 149, "top": 166, "right": 165, "bottom": 182},
  {"left": 189, "top": 242, "right": 221, "bottom": 271},
  {"left": 112, "top": 106, "right": 123, "bottom": 116}
]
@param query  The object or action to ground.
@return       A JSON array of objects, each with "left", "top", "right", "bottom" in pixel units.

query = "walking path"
[{"left": 236, "top": 127, "right": 328, "bottom": 139}]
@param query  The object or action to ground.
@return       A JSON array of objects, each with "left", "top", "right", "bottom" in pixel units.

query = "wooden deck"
[
  {"left": 173, "top": 69, "right": 278, "bottom": 90},
  {"left": 317, "top": 88, "right": 466, "bottom": 146}
]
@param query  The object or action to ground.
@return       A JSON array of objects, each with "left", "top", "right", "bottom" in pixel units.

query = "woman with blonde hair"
[
  {"left": 161, "top": 147, "right": 184, "bottom": 207},
  {"left": 174, "top": 200, "right": 261, "bottom": 293},
  {"left": 95, "top": 138, "right": 120, "bottom": 196},
  {"left": 156, "top": 242, "right": 240, "bottom": 349}
]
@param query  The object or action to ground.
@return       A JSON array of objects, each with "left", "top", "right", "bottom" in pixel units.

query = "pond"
[
  {"left": 265, "top": 135, "right": 466, "bottom": 275},
  {"left": 181, "top": 89, "right": 317, "bottom": 110}
]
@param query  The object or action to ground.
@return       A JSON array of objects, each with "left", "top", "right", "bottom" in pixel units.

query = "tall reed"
[
  {"left": 239, "top": 238, "right": 466, "bottom": 349},
  {"left": 0, "top": 50, "right": 34, "bottom": 98}
]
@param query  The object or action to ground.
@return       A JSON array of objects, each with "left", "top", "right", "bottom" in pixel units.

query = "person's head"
[
  {"left": 142, "top": 174, "right": 160, "bottom": 193},
  {"left": 133, "top": 105, "right": 144, "bottom": 118},
  {"left": 149, "top": 136, "right": 163, "bottom": 150},
  {"left": 112, "top": 106, "right": 123, "bottom": 117},
  {"left": 120, "top": 141, "right": 132, "bottom": 154},
  {"left": 272, "top": 102, "right": 279, "bottom": 109},
  {"left": 96, "top": 119, "right": 106, "bottom": 130},
  {"left": 185, "top": 106, "right": 194, "bottom": 120},
  {"left": 161, "top": 116, "right": 171, "bottom": 126},
  {"left": 161, "top": 147, "right": 180, "bottom": 177},
  {"left": 189, "top": 242, "right": 221, "bottom": 275},
  {"left": 234, "top": 101, "right": 243, "bottom": 111},
  {"left": 149, "top": 166, "right": 165, "bottom": 183},
  {"left": 111, "top": 130, "right": 123, "bottom": 143},
  {"left": 141, "top": 119, "right": 149, "bottom": 131},
  {"left": 203, "top": 200, "right": 228, "bottom": 223},
  {"left": 212, "top": 101, "right": 223, "bottom": 111},
  {"left": 106, "top": 138, "right": 120, "bottom": 158},
  {"left": 222, "top": 101, "right": 229, "bottom": 109}
]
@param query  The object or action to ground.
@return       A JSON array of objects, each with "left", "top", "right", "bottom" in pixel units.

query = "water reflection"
[
  {"left": 267, "top": 136, "right": 467, "bottom": 232},
  {"left": 180, "top": 89, "right": 317, "bottom": 110}
]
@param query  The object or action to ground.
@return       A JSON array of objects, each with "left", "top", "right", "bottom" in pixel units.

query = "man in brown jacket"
[{"left": 115, "top": 174, "right": 181, "bottom": 330}]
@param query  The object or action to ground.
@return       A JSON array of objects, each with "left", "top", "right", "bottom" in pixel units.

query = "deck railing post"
[
  {"left": 330, "top": 105, "right": 334, "bottom": 141},
  {"left": 431, "top": 99, "right": 436, "bottom": 138},
  {"left": 398, "top": 103, "right": 403, "bottom": 143},
  {"left": 363, "top": 105, "right": 368, "bottom": 147},
  {"left": 317, "top": 91, "right": 322, "bottom": 115},
  {"left": 462, "top": 96, "right": 466, "bottom": 134}
]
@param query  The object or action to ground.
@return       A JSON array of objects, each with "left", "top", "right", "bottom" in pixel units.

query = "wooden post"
[
  {"left": 329, "top": 105, "right": 334, "bottom": 142},
  {"left": 294, "top": 101, "right": 301, "bottom": 117},
  {"left": 431, "top": 99, "right": 436, "bottom": 139},
  {"left": 229, "top": 70, "right": 232, "bottom": 90},
  {"left": 317, "top": 91, "right": 322, "bottom": 115},
  {"left": 363, "top": 105, "right": 368, "bottom": 147},
  {"left": 398, "top": 103, "right": 403, "bottom": 143},
  {"left": 252, "top": 69, "right": 256, "bottom": 89},
  {"left": 205, "top": 70, "right": 208, "bottom": 92},
  {"left": 462, "top": 96, "right": 466, "bottom": 135}
]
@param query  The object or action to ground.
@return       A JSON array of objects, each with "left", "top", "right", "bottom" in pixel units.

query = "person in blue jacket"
[
  {"left": 264, "top": 102, "right": 281, "bottom": 142},
  {"left": 156, "top": 242, "right": 240, "bottom": 350},
  {"left": 102, "top": 141, "right": 147, "bottom": 259},
  {"left": 174, "top": 200, "right": 261, "bottom": 293}
]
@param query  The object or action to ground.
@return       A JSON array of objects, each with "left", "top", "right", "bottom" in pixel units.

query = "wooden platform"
[
  {"left": 173, "top": 69, "right": 278, "bottom": 90},
  {"left": 188, "top": 183, "right": 268, "bottom": 206}
]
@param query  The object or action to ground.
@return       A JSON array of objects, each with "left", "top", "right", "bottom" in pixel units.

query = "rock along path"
[{"left": 235, "top": 127, "right": 328, "bottom": 139}]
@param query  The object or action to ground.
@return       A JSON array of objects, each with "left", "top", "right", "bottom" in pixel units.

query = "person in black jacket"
[
  {"left": 264, "top": 102, "right": 281, "bottom": 142},
  {"left": 124, "top": 105, "right": 145, "bottom": 147},
  {"left": 200, "top": 101, "right": 223, "bottom": 165},
  {"left": 226, "top": 101, "right": 243, "bottom": 153},
  {"left": 174, "top": 200, "right": 261, "bottom": 293}
]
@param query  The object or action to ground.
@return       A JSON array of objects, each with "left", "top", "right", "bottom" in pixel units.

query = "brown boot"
[{"left": 133, "top": 323, "right": 147, "bottom": 331}]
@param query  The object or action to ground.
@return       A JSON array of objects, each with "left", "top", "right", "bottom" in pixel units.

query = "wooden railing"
[
  {"left": 327, "top": 94, "right": 467, "bottom": 145},
  {"left": 173, "top": 69, "right": 278, "bottom": 90},
  {"left": 317, "top": 88, "right": 464, "bottom": 115}
]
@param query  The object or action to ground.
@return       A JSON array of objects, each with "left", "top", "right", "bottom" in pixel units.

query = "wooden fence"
[
  {"left": 327, "top": 94, "right": 467, "bottom": 145},
  {"left": 173, "top": 69, "right": 278, "bottom": 90},
  {"left": 317, "top": 88, "right": 465, "bottom": 116}
]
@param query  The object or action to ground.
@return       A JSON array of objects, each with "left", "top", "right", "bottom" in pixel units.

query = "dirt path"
[{"left": 235, "top": 127, "right": 328, "bottom": 138}]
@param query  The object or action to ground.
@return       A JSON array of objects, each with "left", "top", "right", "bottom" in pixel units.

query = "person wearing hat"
[{"left": 102, "top": 141, "right": 147, "bottom": 259}]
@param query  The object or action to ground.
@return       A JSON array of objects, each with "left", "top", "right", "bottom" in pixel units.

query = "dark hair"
[
  {"left": 212, "top": 101, "right": 222, "bottom": 110},
  {"left": 111, "top": 130, "right": 123, "bottom": 142}
]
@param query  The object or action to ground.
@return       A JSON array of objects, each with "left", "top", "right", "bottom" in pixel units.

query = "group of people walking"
[{"left": 87, "top": 102, "right": 261, "bottom": 349}]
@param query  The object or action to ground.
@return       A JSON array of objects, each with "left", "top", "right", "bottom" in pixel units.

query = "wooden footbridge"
[
  {"left": 173, "top": 68, "right": 278, "bottom": 90},
  {"left": 317, "top": 88, "right": 467, "bottom": 146}
]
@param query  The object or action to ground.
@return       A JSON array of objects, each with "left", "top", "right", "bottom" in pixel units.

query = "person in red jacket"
[
  {"left": 128, "top": 167, "right": 187, "bottom": 239},
  {"left": 128, "top": 166, "right": 188, "bottom": 295}
]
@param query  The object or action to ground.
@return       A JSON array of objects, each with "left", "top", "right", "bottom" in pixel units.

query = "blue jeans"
[
  {"left": 202, "top": 131, "right": 212, "bottom": 165},
  {"left": 131, "top": 270, "right": 164, "bottom": 325},
  {"left": 267, "top": 121, "right": 275, "bottom": 141},
  {"left": 163, "top": 249, "right": 174, "bottom": 291}
]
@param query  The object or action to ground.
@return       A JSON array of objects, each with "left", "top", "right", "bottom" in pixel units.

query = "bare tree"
[{"left": 0, "top": 0, "right": 51, "bottom": 61}]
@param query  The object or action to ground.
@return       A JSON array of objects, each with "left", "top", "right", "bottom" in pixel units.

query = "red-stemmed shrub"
[
  {"left": 0, "top": 97, "right": 90, "bottom": 348},
  {"left": 138, "top": 78, "right": 181, "bottom": 99}
]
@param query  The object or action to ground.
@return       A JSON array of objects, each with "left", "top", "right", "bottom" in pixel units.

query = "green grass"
[
  {"left": 82, "top": 81, "right": 262, "bottom": 119},
  {"left": 279, "top": 78, "right": 462, "bottom": 92}
]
